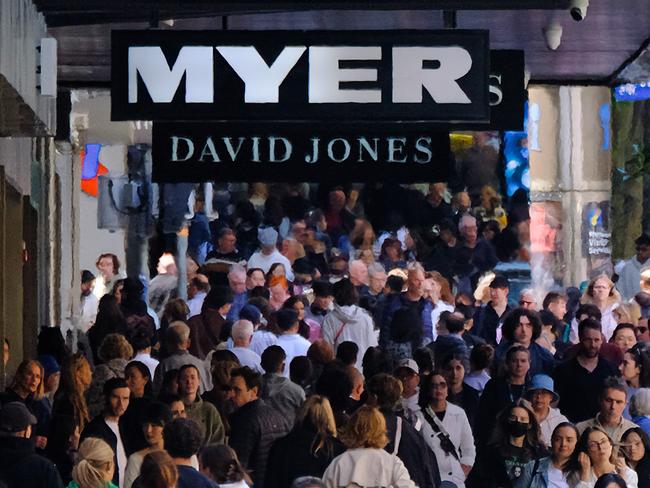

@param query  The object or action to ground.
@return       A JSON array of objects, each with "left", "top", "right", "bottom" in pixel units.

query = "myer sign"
[{"left": 111, "top": 30, "right": 489, "bottom": 122}]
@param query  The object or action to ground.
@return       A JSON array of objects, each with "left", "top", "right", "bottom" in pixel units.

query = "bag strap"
[
  {"left": 392, "top": 416, "right": 403, "bottom": 455},
  {"left": 334, "top": 321, "right": 348, "bottom": 342},
  {"left": 527, "top": 458, "right": 541, "bottom": 488},
  {"left": 422, "top": 407, "right": 460, "bottom": 461}
]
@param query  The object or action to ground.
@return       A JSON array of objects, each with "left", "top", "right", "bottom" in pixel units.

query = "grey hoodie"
[{"left": 261, "top": 373, "right": 306, "bottom": 426}]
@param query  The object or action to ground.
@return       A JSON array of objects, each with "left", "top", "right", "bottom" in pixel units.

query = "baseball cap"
[
  {"left": 258, "top": 227, "right": 278, "bottom": 246},
  {"left": 394, "top": 358, "right": 419, "bottom": 375},
  {"left": 0, "top": 402, "right": 37, "bottom": 434},
  {"left": 489, "top": 276, "right": 510, "bottom": 289}
]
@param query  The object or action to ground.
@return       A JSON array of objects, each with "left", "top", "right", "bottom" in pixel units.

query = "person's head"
[
  {"left": 333, "top": 278, "right": 359, "bottom": 306},
  {"left": 336, "top": 342, "right": 359, "bottom": 367},
  {"left": 161, "top": 369, "right": 180, "bottom": 397},
  {"left": 593, "top": 473, "right": 628, "bottom": 488},
  {"left": 37, "top": 354, "right": 61, "bottom": 395},
  {"left": 96, "top": 253, "right": 120, "bottom": 279},
  {"left": 261, "top": 345, "right": 286, "bottom": 375},
  {"left": 166, "top": 321, "right": 191, "bottom": 352},
  {"left": 125, "top": 360, "right": 152, "bottom": 399},
  {"left": 394, "top": 359, "right": 420, "bottom": 398},
  {"left": 385, "top": 274, "right": 405, "bottom": 294},
  {"left": 638, "top": 316, "right": 650, "bottom": 341},
  {"left": 283, "top": 295, "right": 309, "bottom": 322},
  {"left": 142, "top": 402, "right": 173, "bottom": 448},
  {"left": 440, "top": 311, "right": 466, "bottom": 335},
  {"left": 599, "top": 376, "right": 628, "bottom": 425},
  {"left": 551, "top": 422, "right": 579, "bottom": 465},
  {"left": 622, "top": 427, "right": 650, "bottom": 467},
  {"left": 505, "top": 345, "right": 531, "bottom": 381},
  {"left": 367, "top": 263, "right": 387, "bottom": 295},
  {"left": 227, "top": 264, "right": 247, "bottom": 295},
  {"left": 268, "top": 276, "right": 290, "bottom": 304},
  {"left": 493, "top": 399, "right": 542, "bottom": 449},
  {"left": 187, "top": 274, "right": 209, "bottom": 300},
  {"left": 406, "top": 263, "right": 425, "bottom": 296},
  {"left": 296, "top": 395, "right": 337, "bottom": 455},
  {"left": 502, "top": 308, "right": 543, "bottom": 347},
  {"left": 139, "top": 450, "right": 179, "bottom": 488},
  {"left": 641, "top": 269, "right": 650, "bottom": 294},
  {"left": 308, "top": 340, "right": 335, "bottom": 366},
  {"left": 290, "top": 356, "right": 313, "bottom": 389},
  {"left": 163, "top": 418, "right": 203, "bottom": 459},
  {"left": 543, "top": 292, "right": 568, "bottom": 320},
  {"left": 0, "top": 402, "right": 37, "bottom": 438},
  {"left": 347, "top": 367, "right": 365, "bottom": 401},
  {"left": 441, "top": 354, "right": 468, "bottom": 388},
  {"left": 59, "top": 353, "right": 91, "bottom": 429},
  {"left": 349, "top": 260, "right": 369, "bottom": 287},
  {"left": 489, "top": 276, "right": 510, "bottom": 304},
  {"left": 161, "top": 394, "right": 186, "bottom": 419},
  {"left": 635, "top": 234, "right": 650, "bottom": 264},
  {"left": 380, "top": 237, "right": 402, "bottom": 262},
  {"left": 98, "top": 333, "right": 133, "bottom": 363},
  {"left": 421, "top": 372, "right": 449, "bottom": 407},
  {"left": 231, "top": 319, "right": 254, "bottom": 347},
  {"left": 230, "top": 367, "right": 261, "bottom": 408},
  {"left": 578, "top": 318, "right": 604, "bottom": 358},
  {"left": 585, "top": 275, "right": 617, "bottom": 304},
  {"left": 10, "top": 360, "right": 44, "bottom": 400},
  {"left": 203, "top": 285, "right": 234, "bottom": 317},
  {"left": 275, "top": 308, "right": 299, "bottom": 334},
  {"left": 516, "top": 288, "right": 535, "bottom": 310},
  {"left": 290, "top": 477, "right": 326, "bottom": 488},
  {"left": 458, "top": 214, "right": 478, "bottom": 244},
  {"left": 312, "top": 281, "right": 334, "bottom": 309},
  {"left": 218, "top": 227, "right": 237, "bottom": 253},
  {"left": 611, "top": 323, "right": 637, "bottom": 354},
  {"left": 576, "top": 303, "right": 602, "bottom": 322},
  {"left": 365, "top": 373, "right": 403, "bottom": 411},
  {"left": 341, "top": 405, "right": 388, "bottom": 449},
  {"left": 72, "top": 438, "right": 115, "bottom": 488},
  {"left": 630, "top": 388, "right": 650, "bottom": 419},
  {"left": 200, "top": 445, "right": 253, "bottom": 485},
  {"left": 104, "top": 377, "right": 130, "bottom": 419},
  {"left": 258, "top": 226, "right": 279, "bottom": 253},
  {"left": 81, "top": 270, "right": 96, "bottom": 296},
  {"left": 572, "top": 427, "right": 616, "bottom": 468},
  {"left": 470, "top": 343, "right": 494, "bottom": 372},
  {"left": 178, "top": 365, "right": 201, "bottom": 399},
  {"left": 246, "top": 268, "right": 266, "bottom": 290},
  {"left": 525, "top": 374, "right": 559, "bottom": 414}
]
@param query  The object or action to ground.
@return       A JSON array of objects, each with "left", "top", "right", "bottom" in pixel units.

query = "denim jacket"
[{"left": 513, "top": 456, "right": 553, "bottom": 488}]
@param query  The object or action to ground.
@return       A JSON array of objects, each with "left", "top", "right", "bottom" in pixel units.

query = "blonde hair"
[
  {"left": 11, "top": 360, "right": 45, "bottom": 401},
  {"left": 341, "top": 405, "right": 388, "bottom": 449},
  {"left": 614, "top": 302, "right": 642, "bottom": 326},
  {"left": 296, "top": 395, "right": 337, "bottom": 455},
  {"left": 140, "top": 450, "right": 179, "bottom": 488},
  {"left": 72, "top": 438, "right": 114, "bottom": 488},
  {"left": 98, "top": 333, "right": 134, "bottom": 362},
  {"left": 582, "top": 274, "right": 621, "bottom": 307}
]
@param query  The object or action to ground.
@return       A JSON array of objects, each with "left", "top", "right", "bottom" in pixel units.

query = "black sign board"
[
  {"left": 487, "top": 50, "right": 526, "bottom": 131},
  {"left": 152, "top": 122, "right": 451, "bottom": 183},
  {"left": 112, "top": 30, "right": 489, "bottom": 123}
]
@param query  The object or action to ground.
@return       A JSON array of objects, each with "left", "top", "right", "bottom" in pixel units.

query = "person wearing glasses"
[
  {"left": 564, "top": 427, "right": 638, "bottom": 488},
  {"left": 617, "top": 234, "right": 650, "bottom": 302},
  {"left": 580, "top": 275, "right": 622, "bottom": 342}
]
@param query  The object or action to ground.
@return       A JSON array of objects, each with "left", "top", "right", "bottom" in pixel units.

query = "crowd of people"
[{"left": 2, "top": 182, "right": 650, "bottom": 488}]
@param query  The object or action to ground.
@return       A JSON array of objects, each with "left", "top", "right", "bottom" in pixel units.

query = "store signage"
[
  {"left": 112, "top": 30, "right": 489, "bottom": 123},
  {"left": 152, "top": 122, "right": 451, "bottom": 183},
  {"left": 486, "top": 50, "right": 526, "bottom": 130}
]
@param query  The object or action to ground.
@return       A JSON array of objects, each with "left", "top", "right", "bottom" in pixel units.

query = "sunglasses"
[{"left": 636, "top": 326, "right": 649, "bottom": 335}]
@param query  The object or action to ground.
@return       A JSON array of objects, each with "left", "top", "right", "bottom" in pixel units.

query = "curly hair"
[
  {"left": 98, "top": 333, "right": 133, "bottom": 362},
  {"left": 341, "top": 405, "right": 388, "bottom": 449},
  {"left": 501, "top": 308, "right": 543, "bottom": 343}
]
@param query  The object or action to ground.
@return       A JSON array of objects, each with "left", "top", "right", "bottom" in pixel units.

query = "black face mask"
[{"left": 507, "top": 420, "right": 529, "bottom": 438}]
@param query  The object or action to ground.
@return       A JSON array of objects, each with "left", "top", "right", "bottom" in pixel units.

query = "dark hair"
[
  {"left": 333, "top": 279, "right": 359, "bottom": 306},
  {"left": 211, "top": 349, "right": 240, "bottom": 365},
  {"left": 290, "top": 356, "right": 313, "bottom": 389},
  {"left": 142, "top": 402, "right": 173, "bottom": 426},
  {"left": 189, "top": 276, "right": 210, "bottom": 292},
  {"left": 336, "top": 342, "right": 359, "bottom": 367},
  {"left": 386, "top": 275, "right": 404, "bottom": 293},
  {"left": 314, "top": 364, "right": 354, "bottom": 413},
  {"left": 578, "top": 317, "right": 603, "bottom": 338},
  {"left": 636, "top": 234, "right": 650, "bottom": 247},
  {"left": 96, "top": 253, "right": 120, "bottom": 273},
  {"left": 600, "top": 376, "right": 628, "bottom": 400},
  {"left": 126, "top": 360, "right": 153, "bottom": 397},
  {"left": 490, "top": 399, "right": 545, "bottom": 454},
  {"left": 626, "top": 343, "right": 650, "bottom": 387},
  {"left": 366, "top": 373, "right": 402, "bottom": 411},
  {"left": 200, "top": 444, "right": 252, "bottom": 484},
  {"left": 361, "top": 346, "right": 393, "bottom": 380},
  {"left": 127, "top": 322, "right": 155, "bottom": 352},
  {"left": 389, "top": 307, "right": 423, "bottom": 347},
  {"left": 455, "top": 303, "right": 475, "bottom": 322},
  {"left": 103, "top": 377, "right": 128, "bottom": 397},
  {"left": 247, "top": 267, "right": 264, "bottom": 277},
  {"left": 565, "top": 427, "right": 616, "bottom": 474},
  {"left": 543, "top": 292, "right": 567, "bottom": 310},
  {"left": 501, "top": 308, "right": 543, "bottom": 343},
  {"left": 412, "top": 347, "right": 435, "bottom": 376},
  {"left": 470, "top": 343, "right": 494, "bottom": 371},
  {"left": 611, "top": 323, "right": 637, "bottom": 342},
  {"left": 163, "top": 418, "right": 203, "bottom": 458},
  {"left": 576, "top": 304, "right": 602, "bottom": 322},
  {"left": 593, "top": 473, "right": 627, "bottom": 488},
  {"left": 249, "top": 286, "right": 271, "bottom": 300},
  {"left": 161, "top": 369, "right": 180, "bottom": 397},
  {"left": 442, "top": 311, "right": 466, "bottom": 334},
  {"left": 261, "top": 345, "right": 286, "bottom": 374},
  {"left": 230, "top": 366, "right": 262, "bottom": 392},
  {"left": 275, "top": 309, "right": 299, "bottom": 332}
]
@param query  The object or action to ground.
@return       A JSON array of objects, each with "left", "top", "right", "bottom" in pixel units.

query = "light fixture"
[{"left": 569, "top": 0, "right": 589, "bottom": 21}]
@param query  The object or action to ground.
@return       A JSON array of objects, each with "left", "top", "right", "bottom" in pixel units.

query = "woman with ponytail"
[
  {"left": 69, "top": 437, "right": 117, "bottom": 488},
  {"left": 199, "top": 444, "right": 252, "bottom": 487}
]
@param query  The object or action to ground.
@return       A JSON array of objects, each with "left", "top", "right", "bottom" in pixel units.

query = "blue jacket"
[
  {"left": 514, "top": 456, "right": 553, "bottom": 488},
  {"left": 495, "top": 341, "right": 556, "bottom": 377}
]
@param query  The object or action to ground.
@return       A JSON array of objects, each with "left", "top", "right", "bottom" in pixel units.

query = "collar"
[{"left": 595, "top": 413, "right": 624, "bottom": 429}]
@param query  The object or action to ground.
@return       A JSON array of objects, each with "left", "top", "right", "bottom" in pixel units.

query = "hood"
[
  {"left": 0, "top": 436, "right": 35, "bottom": 468},
  {"left": 262, "top": 373, "right": 290, "bottom": 397},
  {"left": 331, "top": 304, "right": 364, "bottom": 323}
]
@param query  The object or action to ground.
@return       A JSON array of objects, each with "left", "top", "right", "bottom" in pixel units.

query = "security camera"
[
  {"left": 569, "top": 0, "right": 588, "bottom": 21},
  {"left": 543, "top": 22, "right": 563, "bottom": 51}
]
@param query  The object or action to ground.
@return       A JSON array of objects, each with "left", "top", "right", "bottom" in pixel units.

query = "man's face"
[
  {"left": 81, "top": 279, "right": 95, "bottom": 296},
  {"left": 46, "top": 372, "right": 60, "bottom": 394},
  {"left": 179, "top": 367, "right": 200, "bottom": 397},
  {"left": 396, "top": 368, "right": 420, "bottom": 397},
  {"left": 368, "top": 272, "right": 387, "bottom": 295},
  {"left": 637, "top": 243, "right": 650, "bottom": 263},
  {"left": 315, "top": 295, "right": 333, "bottom": 310},
  {"left": 461, "top": 223, "right": 478, "bottom": 244},
  {"left": 407, "top": 270, "right": 425, "bottom": 296},
  {"left": 580, "top": 327, "right": 603, "bottom": 358},
  {"left": 507, "top": 352, "right": 530, "bottom": 378},
  {"left": 231, "top": 375, "right": 258, "bottom": 408},
  {"left": 97, "top": 257, "right": 115, "bottom": 278},
  {"left": 600, "top": 388, "right": 626, "bottom": 424},
  {"left": 530, "top": 389, "right": 553, "bottom": 412},
  {"left": 513, "top": 315, "right": 534, "bottom": 345},
  {"left": 443, "top": 359, "right": 465, "bottom": 387},
  {"left": 229, "top": 273, "right": 247, "bottom": 295},
  {"left": 219, "top": 233, "right": 237, "bottom": 253},
  {"left": 246, "top": 270, "right": 265, "bottom": 289},
  {"left": 548, "top": 300, "right": 567, "bottom": 321},
  {"left": 108, "top": 387, "right": 130, "bottom": 418},
  {"left": 637, "top": 318, "right": 650, "bottom": 341},
  {"left": 490, "top": 286, "right": 509, "bottom": 304},
  {"left": 330, "top": 259, "right": 348, "bottom": 276},
  {"left": 519, "top": 294, "right": 536, "bottom": 310}
]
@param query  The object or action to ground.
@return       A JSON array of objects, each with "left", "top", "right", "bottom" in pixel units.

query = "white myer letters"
[
  {"left": 217, "top": 46, "right": 306, "bottom": 103},
  {"left": 392, "top": 47, "right": 472, "bottom": 103},
  {"left": 129, "top": 46, "right": 214, "bottom": 103},
  {"left": 309, "top": 47, "right": 382, "bottom": 103}
]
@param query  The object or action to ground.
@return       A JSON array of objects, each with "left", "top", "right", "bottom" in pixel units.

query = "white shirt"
[
  {"left": 106, "top": 419, "right": 127, "bottom": 488},
  {"left": 133, "top": 352, "right": 159, "bottom": 380},
  {"left": 247, "top": 249, "right": 295, "bottom": 281},
  {"left": 250, "top": 330, "right": 278, "bottom": 356},
  {"left": 123, "top": 450, "right": 146, "bottom": 488},
  {"left": 231, "top": 346, "right": 263, "bottom": 373},
  {"left": 187, "top": 291, "right": 207, "bottom": 318},
  {"left": 80, "top": 293, "right": 99, "bottom": 333},
  {"left": 547, "top": 464, "right": 568, "bottom": 488},
  {"left": 276, "top": 333, "right": 311, "bottom": 376}
]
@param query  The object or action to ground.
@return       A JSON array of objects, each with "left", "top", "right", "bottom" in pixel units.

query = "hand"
[
  {"left": 578, "top": 452, "right": 591, "bottom": 480},
  {"left": 34, "top": 436, "right": 47, "bottom": 449},
  {"left": 615, "top": 457, "right": 627, "bottom": 478},
  {"left": 461, "top": 464, "right": 472, "bottom": 477},
  {"left": 69, "top": 426, "right": 81, "bottom": 451}
]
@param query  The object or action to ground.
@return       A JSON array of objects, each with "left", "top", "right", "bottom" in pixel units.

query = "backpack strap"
[
  {"left": 334, "top": 322, "right": 348, "bottom": 342},
  {"left": 392, "top": 416, "right": 403, "bottom": 455}
]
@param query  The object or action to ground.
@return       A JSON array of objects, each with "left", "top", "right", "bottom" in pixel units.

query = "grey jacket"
[{"left": 261, "top": 373, "right": 305, "bottom": 426}]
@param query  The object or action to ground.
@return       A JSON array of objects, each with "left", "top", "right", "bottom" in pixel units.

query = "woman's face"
[
  {"left": 614, "top": 328, "right": 637, "bottom": 353},
  {"left": 20, "top": 364, "right": 42, "bottom": 394},
  {"left": 587, "top": 430, "right": 612, "bottom": 463},
  {"left": 292, "top": 300, "right": 306, "bottom": 321},
  {"left": 385, "top": 244, "right": 400, "bottom": 260},
  {"left": 619, "top": 352, "right": 641, "bottom": 382},
  {"left": 269, "top": 284, "right": 288, "bottom": 303},
  {"left": 551, "top": 426, "right": 577, "bottom": 461},
  {"left": 125, "top": 367, "right": 149, "bottom": 398},
  {"left": 624, "top": 432, "right": 646, "bottom": 463},
  {"left": 444, "top": 359, "right": 465, "bottom": 387},
  {"left": 430, "top": 374, "right": 448, "bottom": 403},
  {"left": 272, "top": 264, "right": 286, "bottom": 277},
  {"left": 507, "top": 351, "right": 530, "bottom": 379},
  {"left": 592, "top": 278, "right": 611, "bottom": 302},
  {"left": 143, "top": 422, "right": 164, "bottom": 447},
  {"left": 77, "top": 360, "right": 93, "bottom": 389},
  {"left": 530, "top": 389, "right": 553, "bottom": 413},
  {"left": 113, "top": 283, "right": 123, "bottom": 304}
]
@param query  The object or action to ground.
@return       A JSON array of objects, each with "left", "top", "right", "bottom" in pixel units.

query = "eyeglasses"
[
  {"left": 593, "top": 286, "right": 609, "bottom": 291},
  {"left": 431, "top": 382, "right": 448, "bottom": 389},
  {"left": 587, "top": 439, "right": 610, "bottom": 451}
]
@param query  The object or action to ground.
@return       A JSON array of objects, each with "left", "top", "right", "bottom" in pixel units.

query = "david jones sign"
[{"left": 112, "top": 30, "right": 489, "bottom": 123}]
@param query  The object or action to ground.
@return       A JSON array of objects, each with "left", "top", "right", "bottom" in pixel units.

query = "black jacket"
[
  {"left": 265, "top": 426, "right": 346, "bottom": 488},
  {"left": 229, "top": 399, "right": 291, "bottom": 488},
  {"left": 384, "top": 411, "right": 441, "bottom": 488},
  {"left": 474, "top": 377, "right": 529, "bottom": 447},
  {"left": 0, "top": 436, "right": 63, "bottom": 488},
  {"left": 80, "top": 415, "right": 128, "bottom": 486}
]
